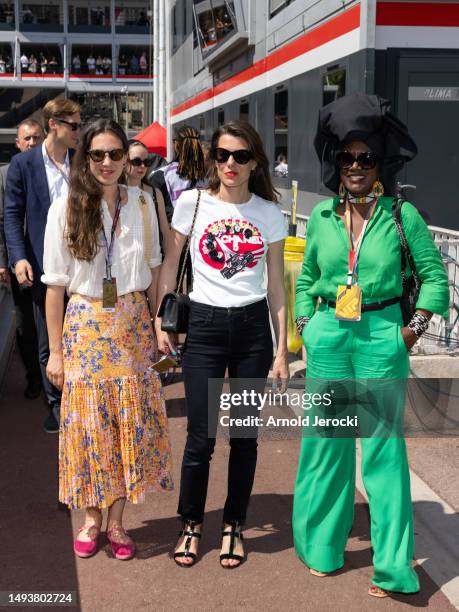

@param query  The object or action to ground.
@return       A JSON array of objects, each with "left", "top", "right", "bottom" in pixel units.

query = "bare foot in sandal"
[
  {"left": 368, "top": 585, "right": 390, "bottom": 598},
  {"left": 173, "top": 521, "right": 202, "bottom": 567},
  {"left": 310, "top": 568, "right": 329, "bottom": 577}
]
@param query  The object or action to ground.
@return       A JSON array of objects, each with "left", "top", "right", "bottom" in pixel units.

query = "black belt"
[{"left": 321, "top": 296, "right": 400, "bottom": 312}]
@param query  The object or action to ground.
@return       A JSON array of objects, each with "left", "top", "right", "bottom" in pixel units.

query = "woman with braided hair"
[
  {"left": 150, "top": 124, "right": 208, "bottom": 223},
  {"left": 150, "top": 125, "right": 208, "bottom": 290}
]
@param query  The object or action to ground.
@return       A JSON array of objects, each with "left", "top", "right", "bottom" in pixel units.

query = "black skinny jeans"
[{"left": 179, "top": 299, "right": 273, "bottom": 524}]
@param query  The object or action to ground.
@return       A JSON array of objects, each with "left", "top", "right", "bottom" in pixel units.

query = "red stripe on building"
[
  {"left": 21, "top": 73, "right": 64, "bottom": 78},
  {"left": 376, "top": 2, "right": 459, "bottom": 27},
  {"left": 172, "top": 3, "right": 361, "bottom": 117}
]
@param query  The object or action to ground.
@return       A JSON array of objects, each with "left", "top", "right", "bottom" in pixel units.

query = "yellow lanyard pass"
[{"left": 335, "top": 201, "right": 375, "bottom": 321}]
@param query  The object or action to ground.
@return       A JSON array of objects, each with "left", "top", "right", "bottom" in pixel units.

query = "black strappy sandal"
[
  {"left": 220, "top": 522, "right": 245, "bottom": 569},
  {"left": 173, "top": 521, "right": 201, "bottom": 568}
]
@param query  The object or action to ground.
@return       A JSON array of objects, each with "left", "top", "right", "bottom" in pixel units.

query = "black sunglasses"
[
  {"left": 129, "top": 157, "right": 154, "bottom": 168},
  {"left": 56, "top": 118, "right": 82, "bottom": 131},
  {"left": 335, "top": 151, "right": 379, "bottom": 170},
  {"left": 87, "top": 148, "right": 126, "bottom": 162},
  {"left": 211, "top": 147, "right": 253, "bottom": 165}
]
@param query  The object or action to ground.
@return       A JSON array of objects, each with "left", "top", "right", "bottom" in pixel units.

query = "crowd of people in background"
[
  {"left": 0, "top": 50, "right": 150, "bottom": 77},
  {"left": 18, "top": 6, "right": 150, "bottom": 28},
  {"left": 71, "top": 51, "right": 149, "bottom": 76},
  {"left": 0, "top": 54, "right": 13, "bottom": 73},
  {"left": 19, "top": 52, "right": 60, "bottom": 74},
  {"left": 115, "top": 8, "right": 150, "bottom": 27},
  {"left": 72, "top": 53, "right": 112, "bottom": 76}
]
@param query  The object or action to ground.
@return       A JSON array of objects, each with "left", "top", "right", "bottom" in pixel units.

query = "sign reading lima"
[{"left": 409, "top": 86, "right": 459, "bottom": 101}]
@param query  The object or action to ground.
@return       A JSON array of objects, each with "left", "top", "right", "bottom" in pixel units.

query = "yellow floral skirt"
[{"left": 59, "top": 291, "right": 173, "bottom": 510}]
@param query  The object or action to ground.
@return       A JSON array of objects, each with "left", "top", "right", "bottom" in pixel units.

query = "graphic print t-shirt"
[{"left": 172, "top": 189, "right": 287, "bottom": 307}]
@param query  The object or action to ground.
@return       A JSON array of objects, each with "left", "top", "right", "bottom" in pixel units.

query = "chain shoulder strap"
[
  {"left": 391, "top": 198, "right": 421, "bottom": 290},
  {"left": 177, "top": 189, "right": 201, "bottom": 292}
]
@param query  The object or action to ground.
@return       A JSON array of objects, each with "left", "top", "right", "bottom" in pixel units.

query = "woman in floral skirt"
[{"left": 42, "top": 118, "right": 173, "bottom": 560}]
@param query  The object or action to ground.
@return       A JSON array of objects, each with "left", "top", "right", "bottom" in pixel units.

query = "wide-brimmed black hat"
[{"left": 314, "top": 93, "right": 417, "bottom": 193}]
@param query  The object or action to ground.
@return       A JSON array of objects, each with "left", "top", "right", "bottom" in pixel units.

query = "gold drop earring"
[
  {"left": 339, "top": 182, "right": 347, "bottom": 204},
  {"left": 372, "top": 179, "right": 384, "bottom": 198}
]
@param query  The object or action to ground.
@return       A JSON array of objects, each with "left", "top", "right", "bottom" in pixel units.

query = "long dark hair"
[
  {"left": 208, "top": 121, "right": 279, "bottom": 203},
  {"left": 66, "top": 119, "right": 128, "bottom": 262},
  {"left": 173, "top": 124, "right": 206, "bottom": 182},
  {"left": 127, "top": 139, "right": 150, "bottom": 187}
]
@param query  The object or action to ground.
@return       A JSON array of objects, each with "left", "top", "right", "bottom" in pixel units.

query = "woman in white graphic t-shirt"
[{"left": 155, "top": 121, "right": 288, "bottom": 569}]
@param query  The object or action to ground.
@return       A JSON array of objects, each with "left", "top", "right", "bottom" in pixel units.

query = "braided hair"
[{"left": 173, "top": 125, "right": 206, "bottom": 183}]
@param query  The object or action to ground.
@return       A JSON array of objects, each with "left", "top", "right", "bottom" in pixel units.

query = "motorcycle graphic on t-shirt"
[{"left": 199, "top": 219, "right": 265, "bottom": 279}]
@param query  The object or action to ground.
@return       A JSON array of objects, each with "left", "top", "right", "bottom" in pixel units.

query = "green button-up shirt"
[{"left": 295, "top": 196, "right": 450, "bottom": 319}]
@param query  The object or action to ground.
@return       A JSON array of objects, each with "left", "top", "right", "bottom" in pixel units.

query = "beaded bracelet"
[
  {"left": 407, "top": 312, "right": 430, "bottom": 338},
  {"left": 296, "top": 316, "right": 310, "bottom": 334}
]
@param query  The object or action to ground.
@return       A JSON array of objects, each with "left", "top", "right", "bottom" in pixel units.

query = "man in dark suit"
[
  {"left": 4, "top": 98, "right": 81, "bottom": 433},
  {"left": 0, "top": 119, "right": 44, "bottom": 400}
]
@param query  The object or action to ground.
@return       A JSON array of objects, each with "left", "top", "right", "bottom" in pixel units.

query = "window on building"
[
  {"left": 115, "top": 1, "right": 151, "bottom": 32},
  {"left": 273, "top": 87, "right": 288, "bottom": 177},
  {"left": 239, "top": 101, "right": 249, "bottom": 122},
  {"left": 20, "top": 1, "right": 63, "bottom": 29},
  {"left": 118, "top": 91, "right": 147, "bottom": 131},
  {"left": 75, "top": 92, "right": 116, "bottom": 123},
  {"left": 68, "top": 2, "right": 111, "bottom": 31},
  {"left": 0, "top": 3, "right": 15, "bottom": 29},
  {"left": 172, "top": 5, "right": 178, "bottom": 50},
  {"left": 322, "top": 68, "right": 346, "bottom": 106},
  {"left": 20, "top": 43, "right": 63, "bottom": 75},
  {"left": 0, "top": 42, "right": 14, "bottom": 73},
  {"left": 74, "top": 91, "right": 150, "bottom": 132},
  {"left": 269, "top": 0, "right": 295, "bottom": 18},
  {"left": 193, "top": 0, "right": 237, "bottom": 58},
  {"left": 117, "top": 45, "right": 152, "bottom": 77},
  {"left": 172, "top": 0, "right": 188, "bottom": 52},
  {"left": 70, "top": 45, "right": 112, "bottom": 76}
]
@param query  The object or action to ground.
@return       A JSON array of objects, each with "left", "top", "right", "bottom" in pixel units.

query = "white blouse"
[{"left": 41, "top": 186, "right": 161, "bottom": 298}]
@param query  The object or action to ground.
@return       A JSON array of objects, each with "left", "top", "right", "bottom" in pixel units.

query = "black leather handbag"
[
  {"left": 392, "top": 198, "right": 422, "bottom": 325},
  {"left": 158, "top": 190, "right": 201, "bottom": 333}
]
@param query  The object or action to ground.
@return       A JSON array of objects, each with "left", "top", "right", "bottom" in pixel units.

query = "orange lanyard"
[{"left": 344, "top": 201, "right": 375, "bottom": 287}]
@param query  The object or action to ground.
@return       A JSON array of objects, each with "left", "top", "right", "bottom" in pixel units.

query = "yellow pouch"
[{"left": 335, "top": 285, "right": 362, "bottom": 321}]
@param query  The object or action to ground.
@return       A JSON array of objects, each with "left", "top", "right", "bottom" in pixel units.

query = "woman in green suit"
[{"left": 293, "top": 94, "right": 449, "bottom": 598}]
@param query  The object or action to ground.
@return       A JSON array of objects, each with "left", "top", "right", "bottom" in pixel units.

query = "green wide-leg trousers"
[{"left": 292, "top": 304, "right": 420, "bottom": 593}]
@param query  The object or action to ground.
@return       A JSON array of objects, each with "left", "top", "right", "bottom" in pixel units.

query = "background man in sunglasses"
[
  {"left": 4, "top": 97, "right": 81, "bottom": 433},
  {"left": 0, "top": 119, "right": 44, "bottom": 402}
]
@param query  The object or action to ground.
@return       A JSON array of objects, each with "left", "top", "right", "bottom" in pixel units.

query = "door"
[{"left": 396, "top": 55, "right": 459, "bottom": 230}]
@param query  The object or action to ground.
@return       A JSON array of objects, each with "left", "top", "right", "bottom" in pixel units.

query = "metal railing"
[{"left": 282, "top": 210, "right": 459, "bottom": 355}]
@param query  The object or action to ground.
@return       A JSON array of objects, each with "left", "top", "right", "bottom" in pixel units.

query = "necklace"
[{"left": 347, "top": 192, "right": 376, "bottom": 205}]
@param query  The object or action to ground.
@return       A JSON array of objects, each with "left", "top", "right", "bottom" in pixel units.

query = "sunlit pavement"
[{"left": 0, "top": 350, "right": 455, "bottom": 611}]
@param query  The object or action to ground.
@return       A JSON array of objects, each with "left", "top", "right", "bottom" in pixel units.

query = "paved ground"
[{"left": 0, "top": 351, "right": 456, "bottom": 611}]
